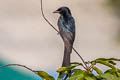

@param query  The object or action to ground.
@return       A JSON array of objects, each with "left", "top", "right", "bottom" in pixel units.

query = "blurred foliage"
[
  {"left": 36, "top": 58, "right": 120, "bottom": 80},
  {"left": 108, "top": 0, "right": 120, "bottom": 15},
  {"left": 36, "top": 71, "right": 55, "bottom": 80},
  {"left": 108, "top": 0, "right": 120, "bottom": 43}
]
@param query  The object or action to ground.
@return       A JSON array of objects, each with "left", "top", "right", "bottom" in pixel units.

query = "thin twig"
[
  {"left": 0, "top": 64, "right": 39, "bottom": 76},
  {"left": 40, "top": 0, "right": 88, "bottom": 70},
  {"left": 40, "top": 0, "right": 58, "bottom": 32},
  {"left": 72, "top": 48, "right": 88, "bottom": 70}
]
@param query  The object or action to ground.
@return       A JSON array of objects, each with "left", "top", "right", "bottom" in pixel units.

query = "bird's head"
[{"left": 53, "top": 7, "right": 71, "bottom": 16}]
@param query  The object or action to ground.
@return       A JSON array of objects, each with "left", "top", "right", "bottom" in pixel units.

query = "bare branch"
[
  {"left": 72, "top": 48, "right": 88, "bottom": 70},
  {"left": 40, "top": 0, "right": 59, "bottom": 32},
  {"left": 0, "top": 64, "right": 40, "bottom": 77},
  {"left": 40, "top": 0, "right": 88, "bottom": 70}
]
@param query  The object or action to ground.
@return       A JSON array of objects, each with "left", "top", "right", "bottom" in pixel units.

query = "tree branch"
[
  {"left": 40, "top": 0, "right": 58, "bottom": 32},
  {"left": 0, "top": 64, "right": 40, "bottom": 77}
]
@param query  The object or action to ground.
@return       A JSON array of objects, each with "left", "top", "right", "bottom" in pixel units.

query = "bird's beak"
[{"left": 53, "top": 10, "right": 60, "bottom": 13}]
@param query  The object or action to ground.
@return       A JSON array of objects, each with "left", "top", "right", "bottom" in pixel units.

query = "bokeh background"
[{"left": 0, "top": 0, "right": 120, "bottom": 79}]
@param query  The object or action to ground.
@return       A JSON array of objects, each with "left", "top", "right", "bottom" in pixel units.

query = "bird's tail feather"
[{"left": 62, "top": 47, "right": 71, "bottom": 67}]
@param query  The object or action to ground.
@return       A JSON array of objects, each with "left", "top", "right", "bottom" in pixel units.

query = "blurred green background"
[{"left": 108, "top": 0, "right": 120, "bottom": 43}]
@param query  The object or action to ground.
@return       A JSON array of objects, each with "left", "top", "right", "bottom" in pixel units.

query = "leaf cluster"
[{"left": 36, "top": 58, "right": 120, "bottom": 80}]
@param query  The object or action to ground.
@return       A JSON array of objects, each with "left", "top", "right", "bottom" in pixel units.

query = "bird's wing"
[
  {"left": 63, "top": 17, "right": 75, "bottom": 42},
  {"left": 58, "top": 17, "right": 75, "bottom": 49}
]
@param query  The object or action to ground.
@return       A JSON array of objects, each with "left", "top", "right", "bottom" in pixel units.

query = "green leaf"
[
  {"left": 101, "top": 73, "right": 120, "bottom": 80},
  {"left": 95, "top": 60, "right": 115, "bottom": 69},
  {"left": 96, "top": 69, "right": 120, "bottom": 80},
  {"left": 57, "top": 67, "right": 68, "bottom": 73},
  {"left": 69, "top": 69, "right": 84, "bottom": 80},
  {"left": 57, "top": 72, "right": 67, "bottom": 80},
  {"left": 57, "top": 64, "right": 81, "bottom": 80},
  {"left": 69, "top": 69, "right": 96, "bottom": 80},
  {"left": 105, "top": 69, "right": 120, "bottom": 77},
  {"left": 36, "top": 71, "right": 55, "bottom": 80},
  {"left": 68, "top": 64, "right": 80, "bottom": 70},
  {"left": 96, "top": 58, "right": 107, "bottom": 61},
  {"left": 109, "top": 60, "right": 116, "bottom": 65},
  {"left": 95, "top": 58, "right": 120, "bottom": 61},
  {"left": 57, "top": 64, "right": 80, "bottom": 73},
  {"left": 84, "top": 76, "right": 96, "bottom": 80},
  {"left": 116, "top": 72, "right": 120, "bottom": 77},
  {"left": 91, "top": 58, "right": 120, "bottom": 66},
  {"left": 108, "top": 58, "right": 120, "bottom": 61},
  {"left": 91, "top": 61, "right": 96, "bottom": 65},
  {"left": 92, "top": 66, "right": 103, "bottom": 75},
  {"left": 105, "top": 69, "right": 116, "bottom": 73}
]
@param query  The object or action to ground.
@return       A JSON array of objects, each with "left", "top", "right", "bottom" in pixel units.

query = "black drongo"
[{"left": 54, "top": 7, "right": 75, "bottom": 67}]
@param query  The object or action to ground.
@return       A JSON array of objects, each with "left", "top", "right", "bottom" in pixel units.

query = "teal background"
[
  {"left": 0, "top": 61, "right": 41, "bottom": 80},
  {"left": 0, "top": 59, "right": 57, "bottom": 80}
]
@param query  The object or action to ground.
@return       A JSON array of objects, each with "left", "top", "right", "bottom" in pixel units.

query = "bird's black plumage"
[{"left": 54, "top": 7, "right": 75, "bottom": 67}]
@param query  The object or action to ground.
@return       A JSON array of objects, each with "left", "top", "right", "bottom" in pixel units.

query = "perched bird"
[{"left": 53, "top": 7, "right": 75, "bottom": 67}]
